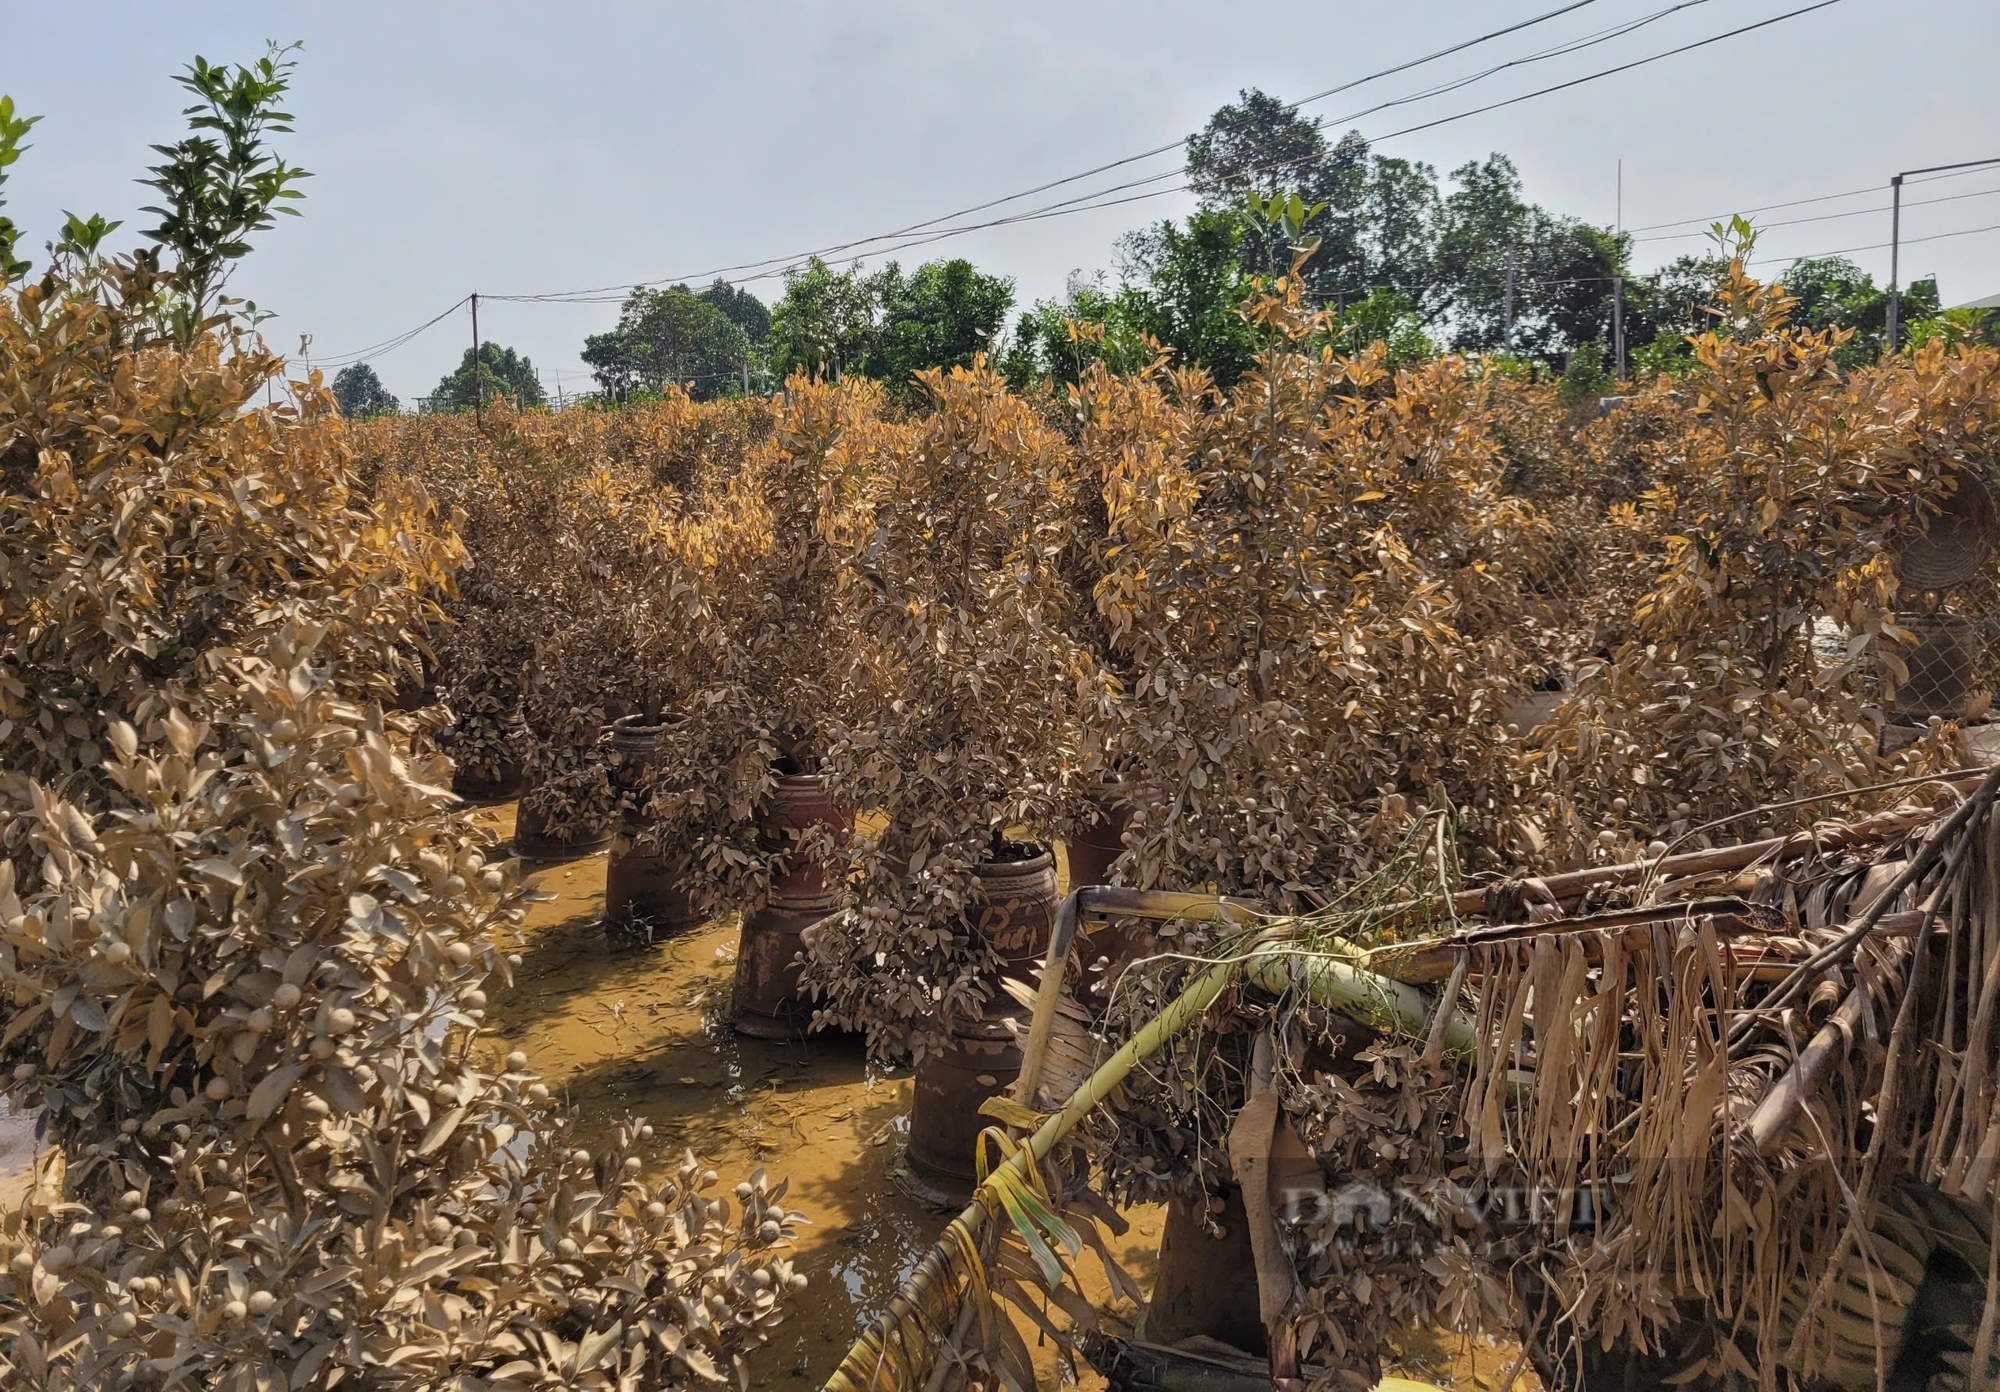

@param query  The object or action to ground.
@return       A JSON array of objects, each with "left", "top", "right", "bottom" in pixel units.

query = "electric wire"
[
  {"left": 495, "top": 0, "right": 1847, "bottom": 306},
  {"left": 312, "top": 295, "right": 470, "bottom": 369},
  {"left": 1633, "top": 185, "right": 2000, "bottom": 242},
  {"left": 321, "top": 0, "right": 1891, "bottom": 381},
  {"left": 485, "top": 0, "right": 1620, "bottom": 304}
]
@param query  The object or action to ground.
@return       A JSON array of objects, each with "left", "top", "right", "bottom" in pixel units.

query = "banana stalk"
[{"left": 823, "top": 913, "right": 1473, "bottom": 1392}]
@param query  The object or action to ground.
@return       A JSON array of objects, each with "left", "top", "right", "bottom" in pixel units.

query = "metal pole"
[
  {"left": 1886, "top": 176, "right": 1903, "bottom": 357},
  {"left": 470, "top": 292, "right": 482, "bottom": 426},
  {"left": 1613, "top": 276, "right": 1626, "bottom": 382},
  {"left": 1880, "top": 156, "right": 2000, "bottom": 357},
  {"left": 1502, "top": 243, "right": 1516, "bottom": 353},
  {"left": 1614, "top": 158, "right": 1625, "bottom": 382}
]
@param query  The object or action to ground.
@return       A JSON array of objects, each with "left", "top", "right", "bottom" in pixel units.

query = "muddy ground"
[
  {"left": 477, "top": 806, "right": 1534, "bottom": 1390},
  {"left": 0, "top": 800, "right": 1533, "bottom": 1389}
]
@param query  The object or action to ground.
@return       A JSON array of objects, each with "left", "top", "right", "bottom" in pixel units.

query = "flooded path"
[
  {"left": 480, "top": 807, "right": 1530, "bottom": 1390},
  {"left": 0, "top": 799, "right": 1527, "bottom": 1390},
  {"left": 477, "top": 805, "right": 1163, "bottom": 1387}
]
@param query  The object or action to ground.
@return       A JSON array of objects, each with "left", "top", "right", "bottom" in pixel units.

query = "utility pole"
[
  {"left": 1612, "top": 160, "right": 1625, "bottom": 381},
  {"left": 1613, "top": 278, "right": 1626, "bottom": 382},
  {"left": 1885, "top": 155, "right": 2000, "bottom": 356},
  {"left": 1502, "top": 242, "right": 1517, "bottom": 353},
  {"left": 742, "top": 354, "right": 751, "bottom": 397},
  {"left": 470, "top": 292, "right": 482, "bottom": 427},
  {"left": 1886, "top": 175, "right": 1904, "bottom": 356}
]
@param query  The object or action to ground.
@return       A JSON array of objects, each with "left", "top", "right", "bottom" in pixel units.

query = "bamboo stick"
[
  {"left": 1011, "top": 891, "right": 1082, "bottom": 1111},
  {"left": 1743, "top": 965, "right": 1893, "bottom": 1158},
  {"left": 1375, "top": 781, "right": 1986, "bottom": 933}
]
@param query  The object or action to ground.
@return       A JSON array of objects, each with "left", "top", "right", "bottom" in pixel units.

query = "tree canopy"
[
  {"left": 582, "top": 285, "right": 750, "bottom": 400},
  {"left": 427, "top": 342, "right": 545, "bottom": 412},
  {"left": 1780, "top": 256, "right": 1940, "bottom": 369},
  {"left": 865, "top": 258, "right": 1014, "bottom": 384},
  {"left": 579, "top": 90, "right": 1944, "bottom": 398},
  {"left": 766, "top": 255, "right": 1015, "bottom": 390},
  {"left": 330, "top": 361, "right": 398, "bottom": 417},
  {"left": 767, "top": 258, "right": 878, "bottom": 382}
]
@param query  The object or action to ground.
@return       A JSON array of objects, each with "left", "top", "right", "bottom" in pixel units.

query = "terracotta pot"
[
  {"left": 513, "top": 795, "right": 615, "bottom": 860},
  {"left": 1141, "top": 1184, "right": 1267, "bottom": 1354},
  {"left": 452, "top": 760, "right": 525, "bottom": 804},
  {"left": 971, "top": 848, "right": 1059, "bottom": 984},
  {"left": 390, "top": 681, "right": 435, "bottom": 714},
  {"left": 761, "top": 772, "right": 850, "bottom": 901},
  {"left": 1064, "top": 783, "right": 1135, "bottom": 890},
  {"left": 603, "top": 713, "right": 682, "bottom": 799},
  {"left": 603, "top": 827, "right": 705, "bottom": 947},
  {"left": 1892, "top": 613, "right": 1980, "bottom": 718},
  {"left": 904, "top": 1002, "right": 1024, "bottom": 1207},
  {"left": 732, "top": 889, "right": 837, "bottom": 1039}
]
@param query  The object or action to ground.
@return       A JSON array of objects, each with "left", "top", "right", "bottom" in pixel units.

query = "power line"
[
  {"left": 313, "top": 0, "right": 1860, "bottom": 368},
  {"left": 1633, "top": 184, "right": 2000, "bottom": 242},
  {"left": 496, "top": 0, "right": 1843, "bottom": 310},
  {"left": 1745, "top": 219, "right": 2000, "bottom": 265},
  {"left": 487, "top": 0, "right": 1620, "bottom": 305},
  {"left": 1627, "top": 163, "right": 2000, "bottom": 234},
  {"left": 314, "top": 295, "right": 469, "bottom": 369}
]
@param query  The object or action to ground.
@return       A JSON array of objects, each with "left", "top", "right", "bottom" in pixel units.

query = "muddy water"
[
  {"left": 476, "top": 804, "right": 1162, "bottom": 1388},
  {"left": 0, "top": 1098, "right": 35, "bottom": 1207},
  {"left": 0, "top": 798, "right": 1522, "bottom": 1389},
  {"left": 482, "top": 813, "right": 1535, "bottom": 1391}
]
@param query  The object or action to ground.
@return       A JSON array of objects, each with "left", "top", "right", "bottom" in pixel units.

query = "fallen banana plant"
[{"left": 823, "top": 886, "right": 1475, "bottom": 1392}]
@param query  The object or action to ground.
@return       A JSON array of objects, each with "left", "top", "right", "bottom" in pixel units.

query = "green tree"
[
  {"left": 865, "top": 258, "right": 1014, "bottom": 386},
  {"left": 0, "top": 96, "right": 38, "bottom": 281},
  {"left": 698, "top": 277, "right": 770, "bottom": 343},
  {"left": 427, "top": 343, "right": 545, "bottom": 413},
  {"left": 998, "top": 279, "right": 1154, "bottom": 390},
  {"left": 1187, "top": 90, "right": 1366, "bottom": 300},
  {"left": 767, "top": 257, "right": 878, "bottom": 380},
  {"left": 581, "top": 285, "right": 750, "bottom": 400},
  {"left": 1557, "top": 338, "right": 1613, "bottom": 406},
  {"left": 1624, "top": 252, "right": 1728, "bottom": 377},
  {"left": 1116, "top": 209, "right": 1262, "bottom": 385},
  {"left": 1325, "top": 287, "right": 1436, "bottom": 367},
  {"left": 330, "top": 362, "right": 399, "bottom": 417},
  {"left": 1433, "top": 155, "right": 1629, "bottom": 365},
  {"left": 1778, "top": 256, "right": 1938, "bottom": 368},
  {"left": 1185, "top": 90, "right": 1441, "bottom": 311},
  {"left": 139, "top": 41, "right": 310, "bottom": 336}
]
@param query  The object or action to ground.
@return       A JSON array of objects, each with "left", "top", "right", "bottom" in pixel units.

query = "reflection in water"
[
  {"left": 0, "top": 799, "right": 1517, "bottom": 1389},
  {"left": 477, "top": 805, "right": 1160, "bottom": 1385},
  {"left": 0, "top": 1096, "right": 35, "bottom": 1206}
]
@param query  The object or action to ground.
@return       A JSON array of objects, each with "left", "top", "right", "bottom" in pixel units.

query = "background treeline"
[{"left": 334, "top": 88, "right": 1987, "bottom": 418}]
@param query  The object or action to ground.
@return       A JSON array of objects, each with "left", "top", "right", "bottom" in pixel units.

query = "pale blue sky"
[{"left": 5, "top": 1, "right": 1996, "bottom": 401}]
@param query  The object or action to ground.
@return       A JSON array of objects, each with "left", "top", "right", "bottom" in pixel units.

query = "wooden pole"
[{"left": 470, "top": 292, "right": 482, "bottom": 427}]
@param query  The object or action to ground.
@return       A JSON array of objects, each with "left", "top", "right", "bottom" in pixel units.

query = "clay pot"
[
  {"left": 451, "top": 759, "right": 525, "bottom": 804},
  {"left": 1891, "top": 613, "right": 1980, "bottom": 718},
  {"left": 603, "top": 828, "right": 705, "bottom": 948},
  {"left": 390, "top": 681, "right": 435, "bottom": 714},
  {"left": 904, "top": 1002, "right": 1024, "bottom": 1207},
  {"left": 512, "top": 795, "right": 616, "bottom": 860},
  {"left": 762, "top": 771, "right": 849, "bottom": 901},
  {"left": 1064, "top": 783, "right": 1135, "bottom": 890},
  {"left": 971, "top": 848, "right": 1060, "bottom": 984},
  {"left": 1141, "top": 1184, "right": 1267, "bottom": 1354},
  {"left": 732, "top": 889, "right": 837, "bottom": 1039},
  {"left": 603, "top": 713, "right": 681, "bottom": 801}
]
